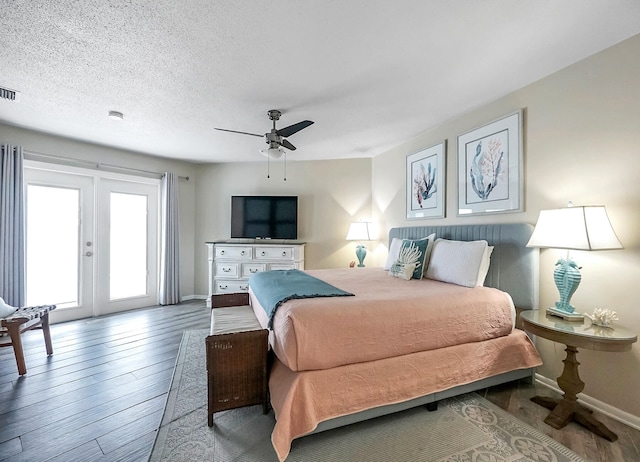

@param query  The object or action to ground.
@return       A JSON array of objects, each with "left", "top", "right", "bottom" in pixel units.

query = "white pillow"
[
  {"left": 425, "top": 239, "right": 490, "bottom": 288},
  {"left": 421, "top": 234, "right": 437, "bottom": 276},
  {"left": 383, "top": 238, "right": 403, "bottom": 270},
  {"left": 477, "top": 245, "right": 494, "bottom": 286},
  {"left": 0, "top": 297, "right": 17, "bottom": 318},
  {"left": 388, "top": 262, "right": 417, "bottom": 281}
]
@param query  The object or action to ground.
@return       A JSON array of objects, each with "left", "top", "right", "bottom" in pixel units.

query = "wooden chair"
[{"left": 0, "top": 305, "right": 56, "bottom": 375}]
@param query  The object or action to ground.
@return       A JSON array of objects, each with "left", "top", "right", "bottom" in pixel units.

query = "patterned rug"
[{"left": 149, "top": 330, "right": 585, "bottom": 462}]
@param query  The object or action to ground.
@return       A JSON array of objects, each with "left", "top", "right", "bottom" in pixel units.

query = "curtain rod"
[{"left": 24, "top": 150, "right": 189, "bottom": 181}]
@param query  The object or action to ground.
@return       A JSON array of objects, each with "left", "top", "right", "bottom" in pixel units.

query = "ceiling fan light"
[{"left": 259, "top": 147, "right": 284, "bottom": 159}]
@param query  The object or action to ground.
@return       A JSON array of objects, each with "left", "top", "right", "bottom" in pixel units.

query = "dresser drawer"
[
  {"left": 216, "top": 246, "right": 252, "bottom": 260},
  {"left": 215, "top": 280, "right": 250, "bottom": 293},
  {"left": 241, "top": 263, "right": 267, "bottom": 278},
  {"left": 268, "top": 263, "right": 297, "bottom": 271},
  {"left": 215, "top": 262, "right": 239, "bottom": 278},
  {"left": 254, "top": 247, "right": 293, "bottom": 261}
]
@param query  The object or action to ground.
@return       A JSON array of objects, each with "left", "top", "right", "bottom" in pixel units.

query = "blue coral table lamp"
[
  {"left": 346, "top": 222, "right": 373, "bottom": 267},
  {"left": 527, "top": 204, "right": 622, "bottom": 321}
]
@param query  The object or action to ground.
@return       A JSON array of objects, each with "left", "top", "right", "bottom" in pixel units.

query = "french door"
[
  {"left": 24, "top": 163, "right": 159, "bottom": 323},
  {"left": 96, "top": 178, "right": 158, "bottom": 316}
]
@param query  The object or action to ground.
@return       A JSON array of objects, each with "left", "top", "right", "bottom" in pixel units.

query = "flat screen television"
[{"left": 231, "top": 195, "right": 298, "bottom": 240}]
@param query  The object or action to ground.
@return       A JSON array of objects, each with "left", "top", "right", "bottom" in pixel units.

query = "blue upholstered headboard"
[{"left": 389, "top": 223, "right": 539, "bottom": 310}]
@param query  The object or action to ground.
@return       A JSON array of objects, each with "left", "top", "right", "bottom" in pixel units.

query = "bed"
[{"left": 248, "top": 223, "right": 542, "bottom": 461}]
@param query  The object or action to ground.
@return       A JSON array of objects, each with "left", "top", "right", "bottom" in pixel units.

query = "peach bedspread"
[
  {"left": 250, "top": 268, "right": 515, "bottom": 371},
  {"left": 269, "top": 328, "right": 542, "bottom": 461}
]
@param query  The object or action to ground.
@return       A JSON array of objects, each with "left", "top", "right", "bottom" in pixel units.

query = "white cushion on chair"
[{"left": 0, "top": 297, "right": 17, "bottom": 319}]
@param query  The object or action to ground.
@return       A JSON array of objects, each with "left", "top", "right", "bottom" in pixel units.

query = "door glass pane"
[
  {"left": 110, "top": 192, "right": 148, "bottom": 300},
  {"left": 26, "top": 185, "right": 79, "bottom": 308}
]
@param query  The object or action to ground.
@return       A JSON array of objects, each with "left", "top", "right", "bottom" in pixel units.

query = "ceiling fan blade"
[
  {"left": 276, "top": 120, "right": 314, "bottom": 138},
  {"left": 280, "top": 139, "right": 297, "bottom": 151},
  {"left": 215, "top": 128, "right": 264, "bottom": 138}
]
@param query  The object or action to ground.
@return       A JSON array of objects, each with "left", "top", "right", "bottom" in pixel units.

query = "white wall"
[
  {"left": 0, "top": 124, "right": 200, "bottom": 300},
  {"left": 372, "top": 34, "right": 640, "bottom": 419},
  {"left": 193, "top": 158, "right": 373, "bottom": 297}
]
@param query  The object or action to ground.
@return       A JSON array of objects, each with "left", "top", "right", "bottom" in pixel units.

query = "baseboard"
[
  {"left": 535, "top": 373, "right": 640, "bottom": 431},
  {"left": 179, "top": 295, "right": 207, "bottom": 302}
]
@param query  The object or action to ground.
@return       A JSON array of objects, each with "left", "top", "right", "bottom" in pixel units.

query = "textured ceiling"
[{"left": 1, "top": 1, "right": 640, "bottom": 164}]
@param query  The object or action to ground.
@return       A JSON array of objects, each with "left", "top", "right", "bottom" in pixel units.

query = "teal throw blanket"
[{"left": 249, "top": 269, "right": 354, "bottom": 328}]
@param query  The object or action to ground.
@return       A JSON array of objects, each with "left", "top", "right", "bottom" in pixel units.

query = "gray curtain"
[
  {"left": 159, "top": 172, "right": 180, "bottom": 305},
  {"left": 0, "top": 144, "right": 25, "bottom": 307}
]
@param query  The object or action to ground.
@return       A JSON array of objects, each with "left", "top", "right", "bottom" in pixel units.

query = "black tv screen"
[{"left": 231, "top": 196, "right": 298, "bottom": 240}]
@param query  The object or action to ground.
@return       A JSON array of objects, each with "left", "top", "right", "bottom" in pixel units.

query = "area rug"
[{"left": 149, "top": 330, "right": 585, "bottom": 462}]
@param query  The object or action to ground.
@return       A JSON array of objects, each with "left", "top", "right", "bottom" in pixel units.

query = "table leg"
[{"left": 530, "top": 344, "right": 618, "bottom": 442}]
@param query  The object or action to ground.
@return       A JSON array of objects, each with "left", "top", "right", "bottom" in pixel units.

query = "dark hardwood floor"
[
  {"left": 0, "top": 300, "right": 210, "bottom": 462},
  {"left": 1, "top": 300, "right": 638, "bottom": 461}
]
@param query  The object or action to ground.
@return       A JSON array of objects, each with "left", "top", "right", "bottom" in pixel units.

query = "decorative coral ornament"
[{"left": 584, "top": 308, "right": 619, "bottom": 327}]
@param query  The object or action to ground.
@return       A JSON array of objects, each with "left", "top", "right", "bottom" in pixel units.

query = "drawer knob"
[
  {"left": 250, "top": 268, "right": 258, "bottom": 273},
  {"left": 282, "top": 251, "right": 287, "bottom": 256},
  {"left": 220, "top": 250, "right": 225, "bottom": 255},
  {"left": 219, "top": 284, "right": 227, "bottom": 290},
  {"left": 241, "top": 250, "right": 246, "bottom": 256},
  {"left": 223, "top": 267, "right": 231, "bottom": 272},
  {"left": 261, "top": 251, "right": 266, "bottom": 256}
]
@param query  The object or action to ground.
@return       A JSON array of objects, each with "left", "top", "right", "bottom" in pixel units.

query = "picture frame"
[
  {"left": 406, "top": 141, "right": 446, "bottom": 219},
  {"left": 457, "top": 110, "right": 523, "bottom": 216}
]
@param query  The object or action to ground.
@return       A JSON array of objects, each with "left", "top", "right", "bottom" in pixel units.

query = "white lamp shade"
[
  {"left": 346, "top": 222, "right": 372, "bottom": 241},
  {"left": 527, "top": 206, "right": 622, "bottom": 250}
]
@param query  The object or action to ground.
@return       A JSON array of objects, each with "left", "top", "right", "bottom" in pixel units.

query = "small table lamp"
[
  {"left": 346, "top": 222, "right": 372, "bottom": 267},
  {"left": 526, "top": 204, "right": 622, "bottom": 321}
]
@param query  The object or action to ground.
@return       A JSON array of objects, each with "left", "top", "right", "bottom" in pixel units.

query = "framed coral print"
[
  {"left": 457, "top": 111, "right": 523, "bottom": 215},
  {"left": 406, "top": 141, "right": 445, "bottom": 219}
]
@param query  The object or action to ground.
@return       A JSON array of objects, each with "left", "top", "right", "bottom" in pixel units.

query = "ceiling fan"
[{"left": 215, "top": 109, "right": 314, "bottom": 159}]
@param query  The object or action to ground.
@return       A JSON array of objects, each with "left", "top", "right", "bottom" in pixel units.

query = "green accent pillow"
[{"left": 400, "top": 236, "right": 433, "bottom": 280}]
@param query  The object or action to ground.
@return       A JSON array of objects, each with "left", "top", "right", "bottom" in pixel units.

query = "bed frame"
[{"left": 312, "top": 223, "right": 539, "bottom": 433}]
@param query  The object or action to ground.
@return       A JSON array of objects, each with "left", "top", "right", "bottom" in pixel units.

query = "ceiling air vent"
[{"left": 0, "top": 86, "right": 20, "bottom": 102}]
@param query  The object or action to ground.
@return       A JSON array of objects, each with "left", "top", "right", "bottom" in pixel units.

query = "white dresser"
[{"left": 205, "top": 241, "right": 306, "bottom": 307}]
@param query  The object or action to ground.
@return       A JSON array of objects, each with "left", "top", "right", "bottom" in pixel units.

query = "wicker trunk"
[{"left": 207, "top": 293, "right": 269, "bottom": 426}]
